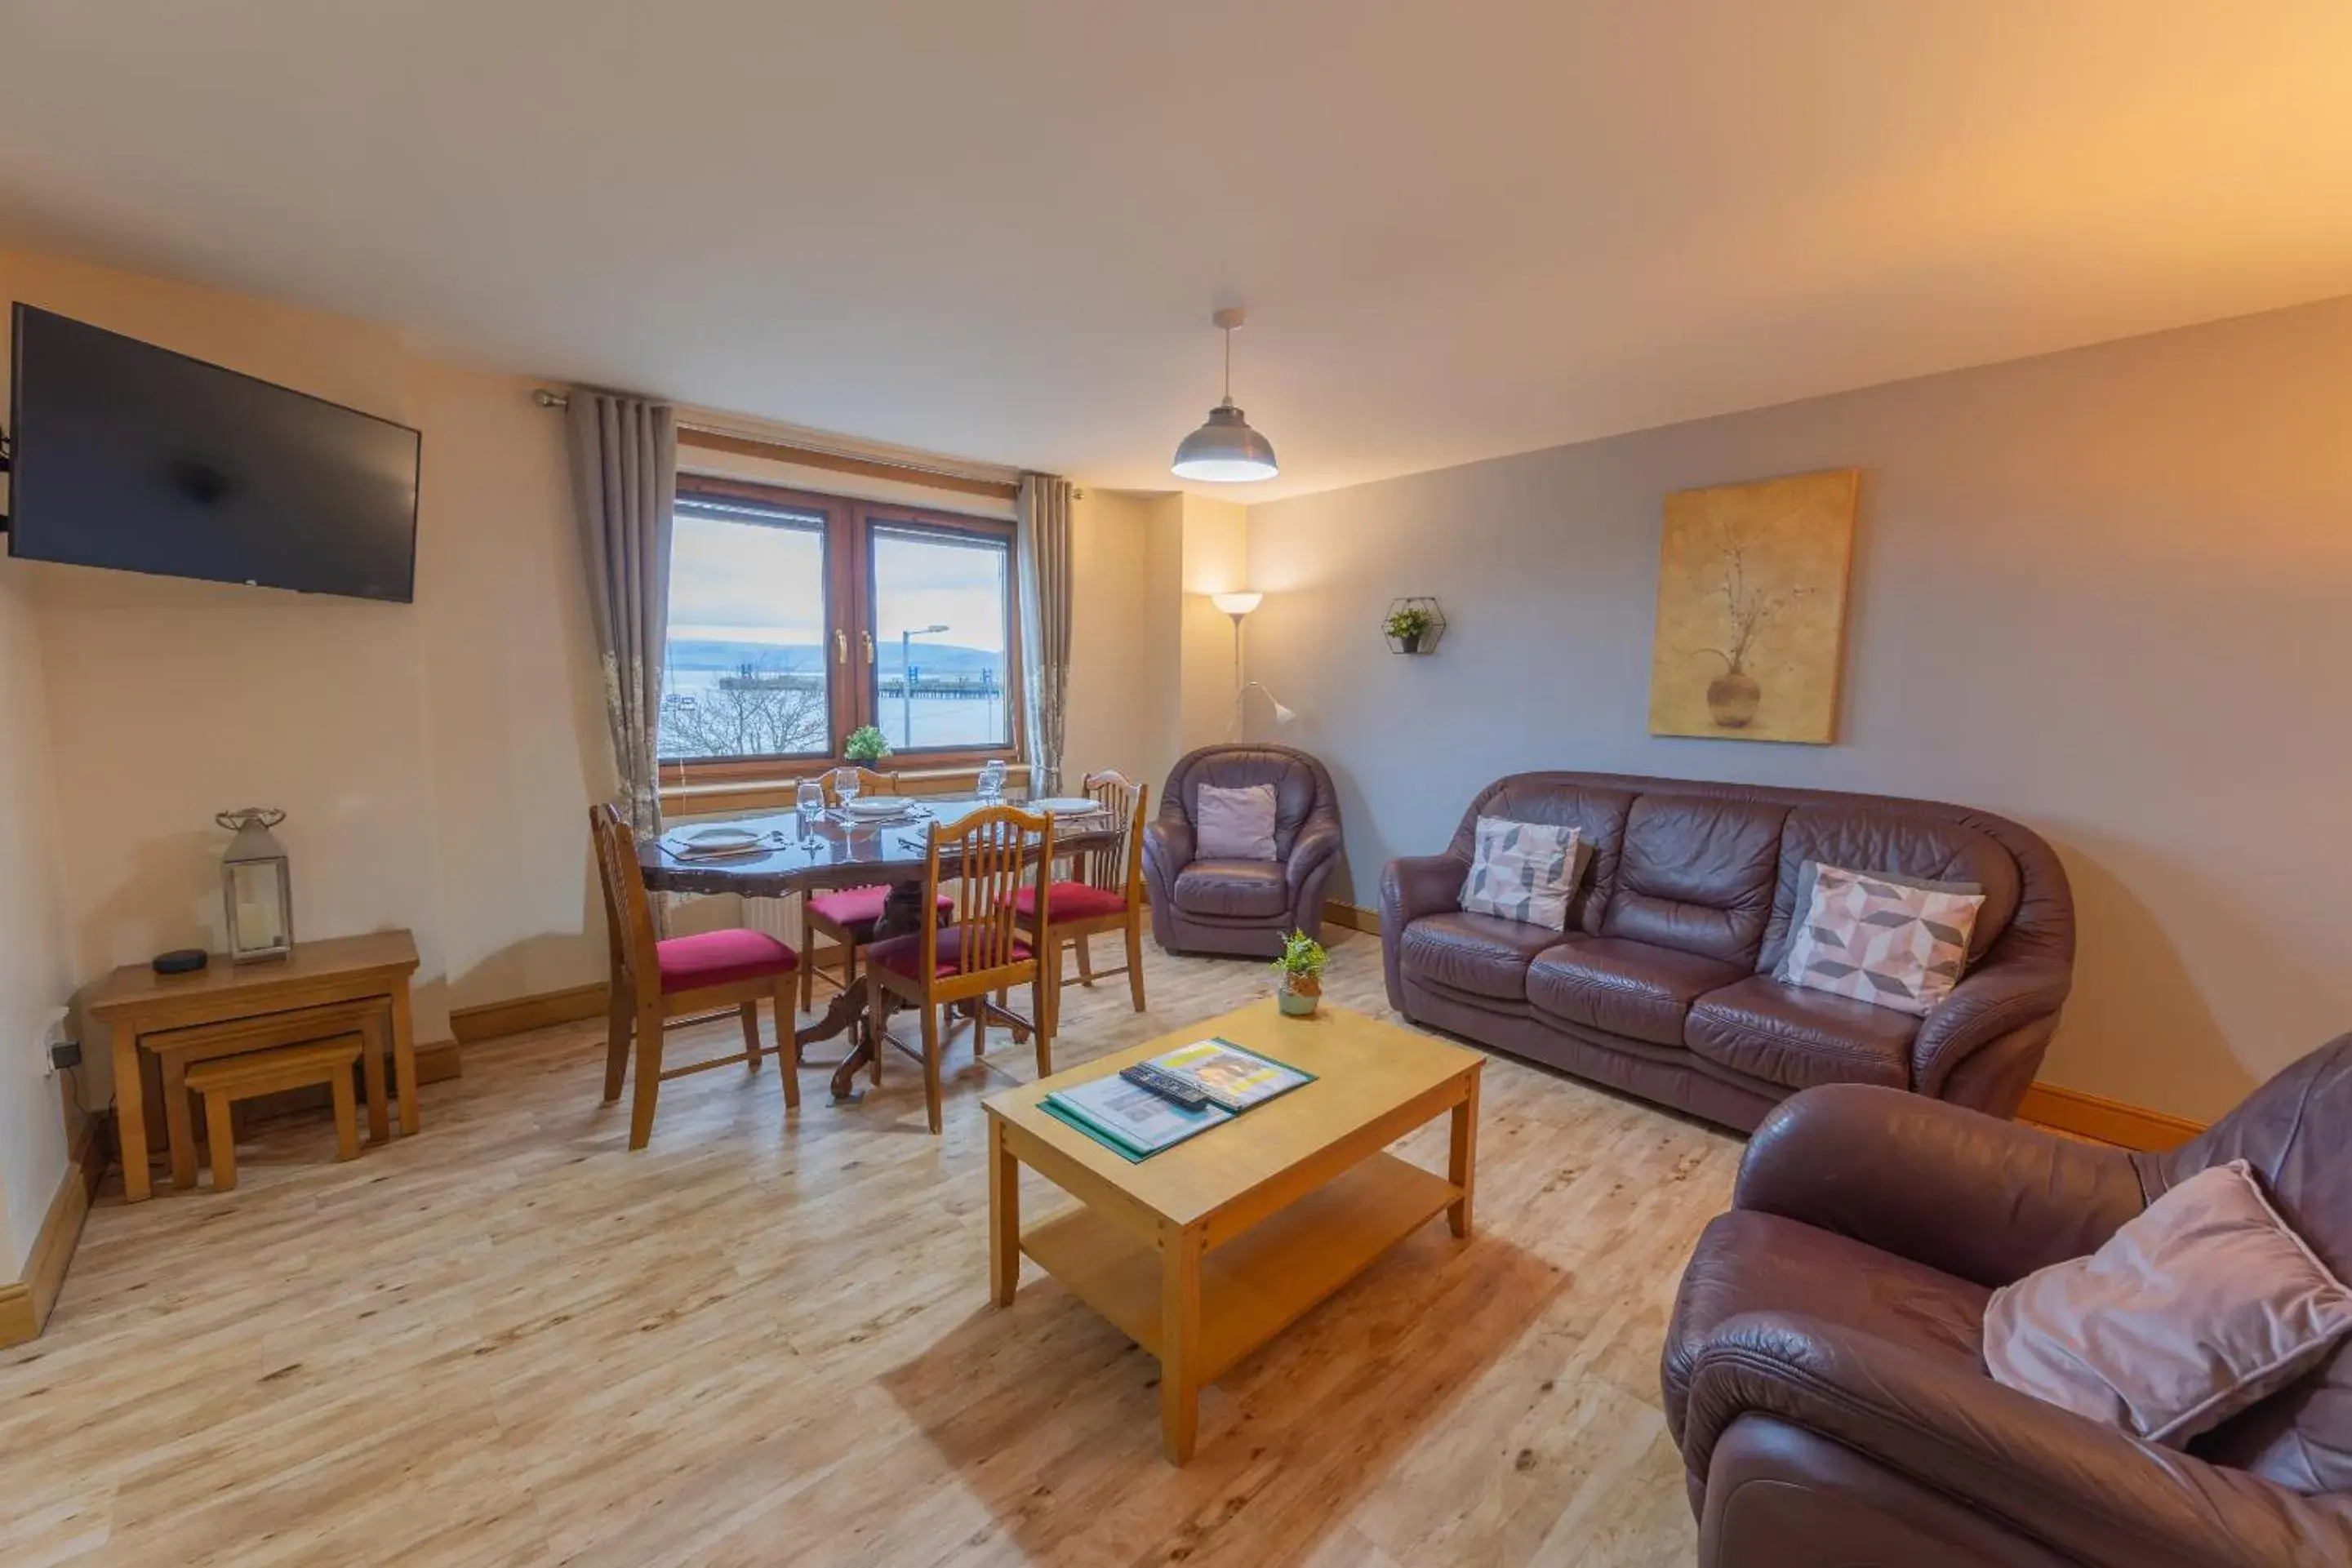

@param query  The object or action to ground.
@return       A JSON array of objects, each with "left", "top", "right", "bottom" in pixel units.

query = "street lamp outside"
[{"left": 901, "top": 623, "right": 949, "bottom": 748}]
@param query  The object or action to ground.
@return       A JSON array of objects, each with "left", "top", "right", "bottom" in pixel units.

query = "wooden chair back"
[
  {"left": 1079, "top": 770, "right": 1148, "bottom": 903},
  {"left": 922, "top": 805, "right": 1055, "bottom": 984},
  {"left": 588, "top": 803, "right": 660, "bottom": 990},
  {"left": 823, "top": 766, "right": 899, "bottom": 806}
]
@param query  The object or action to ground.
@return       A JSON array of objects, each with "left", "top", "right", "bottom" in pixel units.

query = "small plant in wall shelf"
[
  {"left": 843, "top": 725, "right": 892, "bottom": 763},
  {"left": 1269, "top": 929, "right": 1328, "bottom": 1017},
  {"left": 1382, "top": 597, "right": 1447, "bottom": 655}
]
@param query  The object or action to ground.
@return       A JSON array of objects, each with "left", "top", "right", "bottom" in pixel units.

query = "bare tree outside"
[{"left": 659, "top": 663, "right": 828, "bottom": 760}]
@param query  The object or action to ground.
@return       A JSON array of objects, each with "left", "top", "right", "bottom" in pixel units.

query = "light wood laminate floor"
[{"left": 1, "top": 933, "right": 1742, "bottom": 1567}]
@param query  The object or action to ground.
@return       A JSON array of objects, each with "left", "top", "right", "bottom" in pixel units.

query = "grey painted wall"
[{"left": 1245, "top": 294, "right": 2352, "bottom": 1120}]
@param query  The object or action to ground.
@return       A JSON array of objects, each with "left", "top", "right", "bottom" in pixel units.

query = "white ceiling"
[{"left": 6, "top": 2, "right": 2352, "bottom": 500}]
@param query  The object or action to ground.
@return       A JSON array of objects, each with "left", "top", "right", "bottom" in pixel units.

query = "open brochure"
[{"left": 1041, "top": 1037, "right": 1314, "bottom": 1161}]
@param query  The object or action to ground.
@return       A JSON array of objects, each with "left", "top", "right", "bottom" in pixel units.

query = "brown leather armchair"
[
  {"left": 1664, "top": 1037, "right": 2352, "bottom": 1566},
  {"left": 1142, "top": 744, "right": 1342, "bottom": 958}
]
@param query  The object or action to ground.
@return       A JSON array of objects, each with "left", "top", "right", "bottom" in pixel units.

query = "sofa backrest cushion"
[
  {"left": 1759, "top": 807, "right": 2025, "bottom": 973},
  {"left": 1452, "top": 777, "right": 1635, "bottom": 933},
  {"left": 1598, "top": 795, "right": 1789, "bottom": 966}
]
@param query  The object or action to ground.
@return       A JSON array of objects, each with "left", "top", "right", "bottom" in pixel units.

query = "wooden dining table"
[{"left": 639, "top": 797, "right": 1120, "bottom": 1100}]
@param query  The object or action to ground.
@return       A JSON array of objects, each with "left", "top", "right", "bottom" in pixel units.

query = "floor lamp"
[{"left": 1213, "top": 592, "right": 1297, "bottom": 739}]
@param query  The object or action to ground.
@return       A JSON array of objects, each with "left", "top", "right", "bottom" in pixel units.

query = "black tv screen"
[{"left": 7, "top": 304, "right": 420, "bottom": 602}]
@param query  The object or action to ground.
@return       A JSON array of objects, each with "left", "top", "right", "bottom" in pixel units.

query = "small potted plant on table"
[{"left": 1269, "top": 929, "right": 1327, "bottom": 1017}]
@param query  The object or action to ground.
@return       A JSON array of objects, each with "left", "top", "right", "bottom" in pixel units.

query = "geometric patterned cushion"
[
  {"left": 1775, "top": 863, "right": 1985, "bottom": 1017},
  {"left": 1459, "top": 816, "right": 1583, "bottom": 932}
]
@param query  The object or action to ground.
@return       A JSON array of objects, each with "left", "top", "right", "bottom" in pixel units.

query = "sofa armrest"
[
  {"left": 1379, "top": 853, "right": 1469, "bottom": 928},
  {"left": 1910, "top": 956, "right": 2073, "bottom": 1098},
  {"left": 1284, "top": 820, "right": 1342, "bottom": 896},
  {"left": 1681, "top": 1312, "right": 2352, "bottom": 1568},
  {"left": 1736, "top": 1085, "right": 2147, "bottom": 1287}
]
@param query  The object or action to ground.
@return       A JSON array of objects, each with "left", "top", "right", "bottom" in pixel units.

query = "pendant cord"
[{"left": 1222, "top": 327, "right": 1233, "bottom": 404}]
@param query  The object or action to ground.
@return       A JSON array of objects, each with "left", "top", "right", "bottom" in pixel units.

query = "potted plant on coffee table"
[{"left": 1269, "top": 929, "right": 1327, "bottom": 1017}]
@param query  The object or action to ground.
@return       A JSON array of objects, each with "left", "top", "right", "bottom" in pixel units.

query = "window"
[{"left": 660, "top": 478, "right": 1020, "bottom": 771}]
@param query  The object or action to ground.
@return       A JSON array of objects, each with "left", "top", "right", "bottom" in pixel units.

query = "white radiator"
[{"left": 741, "top": 895, "right": 804, "bottom": 948}]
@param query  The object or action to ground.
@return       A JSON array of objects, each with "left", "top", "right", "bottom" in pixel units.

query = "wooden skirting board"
[
  {"left": 0, "top": 1109, "right": 111, "bottom": 1348},
  {"left": 2016, "top": 1082, "right": 2205, "bottom": 1152},
  {"left": 450, "top": 982, "right": 610, "bottom": 1044},
  {"left": 1322, "top": 899, "right": 2205, "bottom": 1153}
]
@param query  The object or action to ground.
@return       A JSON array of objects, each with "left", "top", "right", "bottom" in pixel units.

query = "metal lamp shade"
[
  {"left": 220, "top": 812, "right": 295, "bottom": 963},
  {"left": 1171, "top": 403, "right": 1278, "bottom": 483}
]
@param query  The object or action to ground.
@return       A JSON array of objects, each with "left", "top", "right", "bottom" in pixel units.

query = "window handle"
[
  {"left": 861, "top": 631, "right": 875, "bottom": 664},
  {"left": 834, "top": 629, "right": 847, "bottom": 664}
]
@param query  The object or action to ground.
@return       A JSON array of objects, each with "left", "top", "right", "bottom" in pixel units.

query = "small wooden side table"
[{"left": 87, "top": 931, "right": 422, "bottom": 1203}]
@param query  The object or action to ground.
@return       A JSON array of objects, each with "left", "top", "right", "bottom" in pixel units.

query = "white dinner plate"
[
  {"left": 1033, "top": 797, "right": 1104, "bottom": 815},
  {"left": 680, "top": 825, "right": 763, "bottom": 851},
  {"left": 841, "top": 797, "right": 915, "bottom": 819}
]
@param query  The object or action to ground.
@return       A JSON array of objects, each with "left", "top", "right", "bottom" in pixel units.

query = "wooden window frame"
[{"left": 658, "top": 473, "right": 1026, "bottom": 789}]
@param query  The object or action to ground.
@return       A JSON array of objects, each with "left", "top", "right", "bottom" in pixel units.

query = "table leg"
[
  {"left": 389, "top": 982, "right": 420, "bottom": 1136},
  {"left": 360, "top": 1007, "right": 392, "bottom": 1145},
  {"left": 1449, "top": 1068, "right": 1480, "bottom": 1239},
  {"left": 819, "top": 877, "right": 933, "bottom": 1102},
  {"left": 162, "top": 1055, "right": 198, "bottom": 1191},
  {"left": 989, "top": 1117, "right": 1020, "bottom": 1308},
  {"left": 1160, "top": 1226, "right": 1204, "bottom": 1465},
  {"left": 118, "top": 1024, "right": 153, "bottom": 1202}
]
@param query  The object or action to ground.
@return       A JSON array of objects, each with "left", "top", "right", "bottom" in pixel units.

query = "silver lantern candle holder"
[{"left": 217, "top": 807, "right": 295, "bottom": 963}]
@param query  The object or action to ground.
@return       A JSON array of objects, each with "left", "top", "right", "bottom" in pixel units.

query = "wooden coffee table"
[{"left": 983, "top": 999, "right": 1483, "bottom": 1464}]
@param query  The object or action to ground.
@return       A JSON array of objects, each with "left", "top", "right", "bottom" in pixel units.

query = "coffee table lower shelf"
[{"left": 1020, "top": 1150, "right": 1460, "bottom": 1385}]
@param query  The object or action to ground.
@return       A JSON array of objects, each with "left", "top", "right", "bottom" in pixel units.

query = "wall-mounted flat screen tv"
[{"left": 6, "top": 304, "right": 421, "bottom": 602}]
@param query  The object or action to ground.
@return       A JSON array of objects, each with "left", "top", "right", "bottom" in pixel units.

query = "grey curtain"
[
  {"left": 566, "top": 390, "right": 677, "bottom": 838},
  {"left": 1016, "top": 473, "right": 1074, "bottom": 795}
]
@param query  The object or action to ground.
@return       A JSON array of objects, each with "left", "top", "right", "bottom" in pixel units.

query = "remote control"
[{"left": 1120, "top": 1063, "right": 1212, "bottom": 1113}]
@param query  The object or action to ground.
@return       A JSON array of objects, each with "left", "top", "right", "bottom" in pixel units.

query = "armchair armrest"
[
  {"left": 1283, "top": 820, "right": 1342, "bottom": 895},
  {"left": 1913, "top": 957, "right": 2073, "bottom": 1097},
  {"left": 1681, "top": 1312, "right": 2352, "bottom": 1568},
  {"left": 1379, "top": 853, "right": 1469, "bottom": 928},
  {"left": 1736, "top": 1085, "right": 2147, "bottom": 1286},
  {"left": 1142, "top": 816, "right": 1194, "bottom": 895}
]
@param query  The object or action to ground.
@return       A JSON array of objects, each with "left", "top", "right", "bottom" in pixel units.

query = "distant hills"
[{"left": 665, "top": 637, "right": 1003, "bottom": 676}]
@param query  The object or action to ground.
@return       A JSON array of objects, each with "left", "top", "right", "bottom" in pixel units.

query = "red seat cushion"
[
  {"left": 655, "top": 927, "right": 798, "bottom": 994},
  {"left": 807, "top": 884, "right": 955, "bottom": 931},
  {"left": 866, "top": 926, "right": 1033, "bottom": 982},
  {"left": 1012, "top": 881, "right": 1130, "bottom": 922}
]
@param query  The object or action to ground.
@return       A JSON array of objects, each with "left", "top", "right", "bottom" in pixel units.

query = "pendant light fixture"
[{"left": 1172, "top": 306, "right": 1278, "bottom": 482}]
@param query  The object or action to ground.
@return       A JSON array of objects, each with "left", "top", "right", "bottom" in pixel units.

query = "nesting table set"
[{"left": 86, "top": 931, "right": 423, "bottom": 1198}]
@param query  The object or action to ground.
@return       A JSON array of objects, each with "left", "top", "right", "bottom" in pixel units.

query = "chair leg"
[
  {"left": 205, "top": 1090, "right": 237, "bottom": 1192},
  {"left": 869, "top": 991, "right": 885, "bottom": 1088},
  {"left": 627, "top": 1002, "right": 665, "bottom": 1151},
  {"left": 798, "top": 931, "right": 815, "bottom": 1011},
  {"left": 921, "top": 999, "right": 944, "bottom": 1135},
  {"left": 1033, "top": 971, "right": 1055, "bottom": 1079},
  {"left": 740, "top": 1001, "right": 763, "bottom": 1069},
  {"left": 602, "top": 979, "right": 633, "bottom": 1104},
  {"left": 775, "top": 975, "right": 800, "bottom": 1112},
  {"left": 1125, "top": 914, "right": 1147, "bottom": 1013},
  {"left": 1074, "top": 934, "right": 1095, "bottom": 987},
  {"left": 331, "top": 1069, "right": 360, "bottom": 1162},
  {"left": 974, "top": 997, "right": 988, "bottom": 1057}
]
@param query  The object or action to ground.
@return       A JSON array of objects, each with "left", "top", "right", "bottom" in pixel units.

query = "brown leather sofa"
[
  {"left": 1380, "top": 771, "right": 2074, "bottom": 1130},
  {"left": 1143, "top": 744, "right": 1342, "bottom": 958},
  {"left": 1665, "top": 1037, "right": 2352, "bottom": 1566}
]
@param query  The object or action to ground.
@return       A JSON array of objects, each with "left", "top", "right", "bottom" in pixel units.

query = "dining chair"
[
  {"left": 798, "top": 766, "right": 951, "bottom": 1011},
  {"left": 863, "top": 805, "right": 1056, "bottom": 1135},
  {"left": 588, "top": 804, "right": 803, "bottom": 1150},
  {"left": 1011, "top": 770, "right": 1148, "bottom": 1035}
]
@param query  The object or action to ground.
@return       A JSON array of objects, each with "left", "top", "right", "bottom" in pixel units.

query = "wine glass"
[
  {"left": 834, "top": 767, "right": 861, "bottom": 809},
  {"left": 796, "top": 778, "right": 826, "bottom": 846},
  {"left": 976, "top": 759, "right": 1007, "bottom": 805}
]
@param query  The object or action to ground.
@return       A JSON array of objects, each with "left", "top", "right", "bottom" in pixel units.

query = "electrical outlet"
[{"left": 37, "top": 1007, "right": 71, "bottom": 1077}]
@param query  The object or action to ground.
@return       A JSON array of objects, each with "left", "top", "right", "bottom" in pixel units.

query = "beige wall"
[
  {"left": 1176, "top": 495, "right": 1249, "bottom": 757},
  {"left": 1246, "top": 293, "right": 2352, "bottom": 1122},
  {"left": 0, "top": 564, "right": 73, "bottom": 1277}
]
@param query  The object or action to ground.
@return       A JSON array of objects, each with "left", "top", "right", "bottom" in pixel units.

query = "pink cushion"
[
  {"left": 1013, "top": 881, "right": 1131, "bottom": 922},
  {"left": 656, "top": 927, "right": 798, "bottom": 994},
  {"left": 807, "top": 884, "right": 955, "bottom": 931},
  {"left": 866, "top": 926, "right": 1033, "bottom": 982}
]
